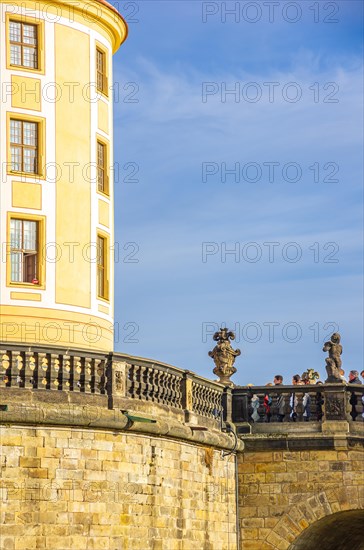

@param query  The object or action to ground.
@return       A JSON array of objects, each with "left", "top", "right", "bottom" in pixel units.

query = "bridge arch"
[
  {"left": 288, "top": 510, "right": 363, "bottom": 549},
  {"left": 265, "top": 488, "right": 364, "bottom": 549}
]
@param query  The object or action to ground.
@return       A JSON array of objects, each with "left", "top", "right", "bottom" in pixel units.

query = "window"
[
  {"left": 10, "top": 20, "right": 38, "bottom": 69},
  {"left": 96, "top": 48, "right": 107, "bottom": 94},
  {"left": 10, "top": 119, "right": 38, "bottom": 174},
  {"left": 97, "top": 235, "right": 108, "bottom": 299},
  {"left": 10, "top": 219, "right": 39, "bottom": 283},
  {"left": 97, "top": 141, "right": 108, "bottom": 194}
]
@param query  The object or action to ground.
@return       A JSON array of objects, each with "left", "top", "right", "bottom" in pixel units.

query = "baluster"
[
  {"left": 139, "top": 366, "right": 146, "bottom": 400},
  {"left": 126, "top": 364, "right": 134, "bottom": 397},
  {"left": 149, "top": 368, "right": 156, "bottom": 401},
  {"left": 51, "top": 354, "right": 61, "bottom": 390},
  {"left": 24, "top": 351, "right": 37, "bottom": 389},
  {"left": 135, "top": 365, "right": 141, "bottom": 399},
  {"left": 14, "top": 352, "right": 25, "bottom": 387},
  {"left": 162, "top": 373, "right": 168, "bottom": 405},
  {"left": 153, "top": 369, "right": 160, "bottom": 402},
  {"left": 176, "top": 376, "right": 182, "bottom": 407},
  {"left": 160, "top": 371, "right": 167, "bottom": 404},
  {"left": 1, "top": 351, "right": 11, "bottom": 387},
  {"left": 38, "top": 353, "right": 49, "bottom": 389},
  {"left": 296, "top": 392, "right": 304, "bottom": 421},
  {"left": 96, "top": 359, "right": 105, "bottom": 394},
  {"left": 132, "top": 364, "right": 138, "bottom": 398},
  {"left": 84, "top": 357, "right": 92, "bottom": 394},
  {"left": 63, "top": 355, "right": 72, "bottom": 391},
  {"left": 74, "top": 356, "right": 82, "bottom": 392}
]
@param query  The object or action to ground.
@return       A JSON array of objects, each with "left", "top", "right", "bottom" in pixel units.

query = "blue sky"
[{"left": 109, "top": 0, "right": 363, "bottom": 385}]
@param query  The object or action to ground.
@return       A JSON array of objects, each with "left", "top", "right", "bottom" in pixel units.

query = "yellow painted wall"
[
  {"left": 12, "top": 182, "right": 42, "bottom": 210},
  {"left": 98, "top": 199, "right": 110, "bottom": 227},
  {"left": 10, "top": 292, "right": 42, "bottom": 301},
  {"left": 11, "top": 75, "right": 41, "bottom": 111},
  {"left": 98, "top": 100, "right": 109, "bottom": 134},
  {"left": 0, "top": 305, "right": 113, "bottom": 351},
  {"left": 55, "top": 25, "right": 91, "bottom": 309},
  {"left": 4, "top": 0, "right": 127, "bottom": 53}
]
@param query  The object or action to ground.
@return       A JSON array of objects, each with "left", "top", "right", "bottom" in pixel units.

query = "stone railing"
[
  {"left": 0, "top": 345, "right": 226, "bottom": 422},
  {"left": 0, "top": 344, "right": 107, "bottom": 394},
  {"left": 232, "top": 383, "right": 364, "bottom": 425},
  {"left": 112, "top": 353, "right": 226, "bottom": 421}
]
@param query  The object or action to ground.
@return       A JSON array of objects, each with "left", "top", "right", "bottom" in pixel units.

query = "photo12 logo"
[
  {"left": 201, "top": 2, "right": 340, "bottom": 24},
  {"left": 201, "top": 161, "right": 339, "bottom": 184},
  {"left": 202, "top": 321, "right": 340, "bottom": 344},
  {"left": 202, "top": 241, "right": 339, "bottom": 264},
  {"left": 201, "top": 81, "right": 339, "bottom": 104}
]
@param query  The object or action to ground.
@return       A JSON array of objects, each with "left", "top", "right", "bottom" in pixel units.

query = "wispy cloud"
[{"left": 111, "top": 14, "right": 363, "bottom": 382}]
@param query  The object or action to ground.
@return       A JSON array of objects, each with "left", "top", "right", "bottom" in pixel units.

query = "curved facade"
[{"left": 0, "top": 0, "right": 127, "bottom": 351}]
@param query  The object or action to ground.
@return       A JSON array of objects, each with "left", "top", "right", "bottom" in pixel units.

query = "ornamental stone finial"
[
  {"left": 208, "top": 328, "right": 241, "bottom": 386},
  {"left": 323, "top": 332, "right": 343, "bottom": 383}
]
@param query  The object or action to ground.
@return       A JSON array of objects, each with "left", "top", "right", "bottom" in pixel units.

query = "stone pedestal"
[{"left": 324, "top": 385, "right": 348, "bottom": 422}]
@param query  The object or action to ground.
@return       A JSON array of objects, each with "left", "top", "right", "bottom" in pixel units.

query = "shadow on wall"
[{"left": 288, "top": 510, "right": 363, "bottom": 550}]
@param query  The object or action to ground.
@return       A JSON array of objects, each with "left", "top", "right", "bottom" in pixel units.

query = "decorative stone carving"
[
  {"left": 325, "top": 395, "right": 345, "bottom": 420},
  {"left": 323, "top": 333, "right": 343, "bottom": 383},
  {"left": 301, "top": 368, "right": 320, "bottom": 384},
  {"left": 208, "top": 328, "right": 241, "bottom": 386},
  {"left": 113, "top": 361, "right": 127, "bottom": 397},
  {"left": 115, "top": 371, "right": 124, "bottom": 393}
]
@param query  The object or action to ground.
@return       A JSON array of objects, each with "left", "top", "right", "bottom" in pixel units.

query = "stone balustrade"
[
  {"left": 232, "top": 383, "right": 364, "bottom": 431},
  {"left": 1, "top": 344, "right": 363, "bottom": 432},
  {"left": 0, "top": 345, "right": 226, "bottom": 424}
]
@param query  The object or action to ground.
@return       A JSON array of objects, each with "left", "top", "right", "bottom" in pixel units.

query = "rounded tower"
[{"left": 0, "top": 0, "right": 127, "bottom": 351}]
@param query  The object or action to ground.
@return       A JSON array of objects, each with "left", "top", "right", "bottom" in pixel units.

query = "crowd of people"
[{"left": 249, "top": 369, "right": 364, "bottom": 423}]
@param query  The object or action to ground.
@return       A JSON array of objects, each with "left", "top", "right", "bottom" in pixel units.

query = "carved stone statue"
[
  {"left": 301, "top": 368, "right": 320, "bottom": 384},
  {"left": 208, "top": 328, "right": 241, "bottom": 386},
  {"left": 323, "top": 332, "right": 343, "bottom": 383}
]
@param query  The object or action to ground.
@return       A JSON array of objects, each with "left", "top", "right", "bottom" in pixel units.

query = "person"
[
  {"left": 302, "top": 391, "right": 311, "bottom": 421},
  {"left": 289, "top": 375, "right": 300, "bottom": 421},
  {"left": 340, "top": 369, "right": 347, "bottom": 382},
  {"left": 274, "top": 375, "right": 286, "bottom": 422},
  {"left": 250, "top": 394, "right": 260, "bottom": 422},
  {"left": 263, "top": 384, "right": 273, "bottom": 423},
  {"left": 348, "top": 370, "right": 362, "bottom": 421},
  {"left": 349, "top": 370, "right": 362, "bottom": 385},
  {"left": 315, "top": 381, "right": 324, "bottom": 421},
  {"left": 360, "top": 370, "right": 364, "bottom": 383}
]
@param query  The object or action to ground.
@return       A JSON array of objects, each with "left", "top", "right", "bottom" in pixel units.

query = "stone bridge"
[{"left": 0, "top": 344, "right": 363, "bottom": 550}]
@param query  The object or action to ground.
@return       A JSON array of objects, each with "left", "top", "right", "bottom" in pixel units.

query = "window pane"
[
  {"left": 10, "top": 220, "right": 39, "bottom": 283},
  {"left": 23, "top": 148, "right": 37, "bottom": 173},
  {"left": 97, "top": 237, "right": 105, "bottom": 297},
  {"left": 96, "top": 49, "right": 105, "bottom": 92},
  {"left": 97, "top": 142, "right": 105, "bottom": 165},
  {"left": 24, "top": 253, "right": 37, "bottom": 282},
  {"left": 11, "top": 252, "right": 22, "bottom": 282},
  {"left": 23, "top": 47, "right": 37, "bottom": 68},
  {"left": 10, "top": 44, "right": 21, "bottom": 65},
  {"left": 23, "top": 221, "right": 37, "bottom": 250},
  {"left": 97, "top": 237, "right": 105, "bottom": 266},
  {"left": 11, "top": 146, "right": 22, "bottom": 172},
  {"left": 9, "top": 21, "right": 21, "bottom": 42},
  {"left": 23, "top": 24, "right": 37, "bottom": 45},
  {"left": 10, "top": 219, "right": 22, "bottom": 249},
  {"left": 23, "top": 122, "right": 37, "bottom": 146},
  {"left": 10, "top": 120, "right": 22, "bottom": 144},
  {"left": 97, "top": 143, "right": 105, "bottom": 192},
  {"left": 96, "top": 50, "right": 104, "bottom": 71}
]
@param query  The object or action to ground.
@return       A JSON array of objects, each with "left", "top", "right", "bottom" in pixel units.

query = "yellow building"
[{"left": 0, "top": 0, "right": 128, "bottom": 351}]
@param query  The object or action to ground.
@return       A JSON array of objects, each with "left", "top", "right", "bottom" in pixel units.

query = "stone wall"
[
  {"left": 238, "top": 437, "right": 364, "bottom": 549},
  {"left": 0, "top": 423, "right": 237, "bottom": 550}
]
